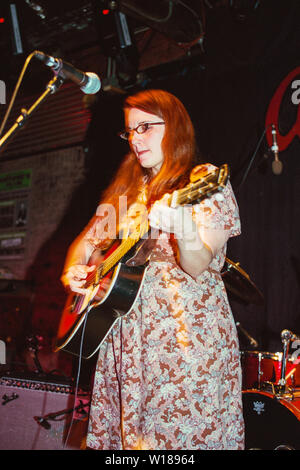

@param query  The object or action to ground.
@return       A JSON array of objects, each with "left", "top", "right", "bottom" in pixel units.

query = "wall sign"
[
  {"left": 0, "top": 169, "right": 31, "bottom": 259},
  {"left": 265, "top": 66, "right": 300, "bottom": 151}
]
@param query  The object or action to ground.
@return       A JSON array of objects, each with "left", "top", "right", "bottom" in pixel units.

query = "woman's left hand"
[
  {"left": 148, "top": 194, "right": 196, "bottom": 240},
  {"left": 149, "top": 195, "right": 211, "bottom": 278}
]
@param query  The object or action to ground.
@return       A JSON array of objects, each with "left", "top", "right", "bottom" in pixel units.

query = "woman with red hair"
[{"left": 62, "top": 89, "right": 244, "bottom": 450}]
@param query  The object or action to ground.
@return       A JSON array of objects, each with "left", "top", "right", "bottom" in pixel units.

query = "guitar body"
[{"left": 55, "top": 260, "right": 148, "bottom": 359}]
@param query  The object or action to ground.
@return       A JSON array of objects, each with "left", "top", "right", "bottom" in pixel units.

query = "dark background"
[{"left": 0, "top": 0, "right": 299, "bottom": 375}]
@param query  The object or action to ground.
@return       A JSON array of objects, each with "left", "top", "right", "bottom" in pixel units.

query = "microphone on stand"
[
  {"left": 270, "top": 124, "right": 283, "bottom": 175},
  {"left": 34, "top": 51, "right": 101, "bottom": 95},
  {"left": 236, "top": 322, "right": 258, "bottom": 348}
]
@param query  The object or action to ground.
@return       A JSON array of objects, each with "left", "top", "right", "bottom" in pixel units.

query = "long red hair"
[{"left": 99, "top": 89, "right": 198, "bottom": 226}]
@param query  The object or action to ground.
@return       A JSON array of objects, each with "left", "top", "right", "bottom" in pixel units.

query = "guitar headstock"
[{"left": 170, "top": 164, "right": 229, "bottom": 208}]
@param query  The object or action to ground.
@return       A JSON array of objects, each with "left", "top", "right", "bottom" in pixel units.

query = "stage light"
[
  {"left": 0, "top": 18, "right": 5, "bottom": 23},
  {"left": 96, "top": 5, "right": 139, "bottom": 90}
]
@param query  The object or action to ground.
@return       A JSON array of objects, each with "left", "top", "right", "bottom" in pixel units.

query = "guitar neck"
[
  {"left": 88, "top": 227, "right": 148, "bottom": 287},
  {"left": 101, "top": 234, "right": 143, "bottom": 276}
]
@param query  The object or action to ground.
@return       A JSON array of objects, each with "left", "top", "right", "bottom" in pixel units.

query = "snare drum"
[
  {"left": 243, "top": 390, "right": 300, "bottom": 450},
  {"left": 241, "top": 351, "right": 300, "bottom": 389}
]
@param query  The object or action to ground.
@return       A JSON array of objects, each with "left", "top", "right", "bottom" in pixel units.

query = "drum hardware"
[
  {"left": 257, "top": 352, "right": 263, "bottom": 387},
  {"left": 260, "top": 381, "right": 280, "bottom": 396},
  {"left": 277, "top": 329, "right": 292, "bottom": 391},
  {"left": 254, "top": 352, "right": 264, "bottom": 389},
  {"left": 241, "top": 351, "right": 280, "bottom": 390},
  {"left": 241, "top": 350, "right": 300, "bottom": 391},
  {"left": 236, "top": 322, "right": 258, "bottom": 349},
  {"left": 241, "top": 329, "right": 300, "bottom": 393},
  {"left": 277, "top": 329, "right": 300, "bottom": 395},
  {"left": 221, "top": 258, "right": 264, "bottom": 306},
  {"left": 259, "top": 381, "right": 300, "bottom": 401},
  {"left": 286, "top": 367, "right": 297, "bottom": 383},
  {"left": 274, "top": 445, "right": 295, "bottom": 450}
]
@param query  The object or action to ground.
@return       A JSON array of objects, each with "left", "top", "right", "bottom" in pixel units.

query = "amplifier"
[{"left": 0, "top": 373, "right": 90, "bottom": 450}]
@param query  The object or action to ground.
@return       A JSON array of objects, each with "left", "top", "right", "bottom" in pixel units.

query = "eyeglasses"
[{"left": 118, "top": 122, "right": 165, "bottom": 140}]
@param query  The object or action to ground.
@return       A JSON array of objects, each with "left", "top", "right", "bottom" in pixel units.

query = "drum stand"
[
  {"left": 277, "top": 330, "right": 291, "bottom": 392},
  {"left": 262, "top": 329, "right": 299, "bottom": 399}
]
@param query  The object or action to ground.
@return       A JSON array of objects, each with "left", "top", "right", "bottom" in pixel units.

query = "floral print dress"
[{"left": 86, "top": 164, "right": 244, "bottom": 450}]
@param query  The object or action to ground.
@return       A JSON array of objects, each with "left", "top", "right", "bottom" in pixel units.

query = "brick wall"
[
  {"left": 0, "top": 145, "right": 86, "bottom": 279},
  {"left": 0, "top": 146, "right": 87, "bottom": 376}
]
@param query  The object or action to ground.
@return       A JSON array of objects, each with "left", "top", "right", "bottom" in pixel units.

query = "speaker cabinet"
[{"left": 0, "top": 374, "right": 90, "bottom": 450}]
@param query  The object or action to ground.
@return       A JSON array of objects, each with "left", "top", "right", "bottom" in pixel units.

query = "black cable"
[
  {"left": 63, "top": 311, "right": 90, "bottom": 449},
  {"left": 235, "top": 126, "right": 269, "bottom": 193}
]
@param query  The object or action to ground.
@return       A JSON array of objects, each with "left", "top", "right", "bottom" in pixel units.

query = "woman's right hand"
[{"left": 61, "top": 264, "right": 95, "bottom": 295}]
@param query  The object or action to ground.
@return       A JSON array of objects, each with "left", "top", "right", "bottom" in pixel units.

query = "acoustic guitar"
[{"left": 55, "top": 164, "right": 229, "bottom": 359}]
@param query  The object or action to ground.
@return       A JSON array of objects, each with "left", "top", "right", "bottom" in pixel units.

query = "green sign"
[
  {"left": 0, "top": 169, "right": 32, "bottom": 192},
  {"left": 0, "top": 232, "right": 26, "bottom": 240}
]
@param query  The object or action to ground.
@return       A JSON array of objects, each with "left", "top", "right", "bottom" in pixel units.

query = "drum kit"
[{"left": 222, "top": 258, "right": 300, "bottom": 450}]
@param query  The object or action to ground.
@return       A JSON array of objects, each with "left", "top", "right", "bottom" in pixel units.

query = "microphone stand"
[
  {"left": 25, "top": 334, "right": 45, "bottom": 376},
  {"left": 267, "top": 329, "right": 292, "bottom": 396},
  {"left": 277, "top": 331, "right": 290, "bottom": 393},
  {"left": 0, "top": 74, "right": 64, "bottom": 154}
]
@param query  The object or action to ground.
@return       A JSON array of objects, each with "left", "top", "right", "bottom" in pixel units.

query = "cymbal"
[{"left": 221, "top": 257, "right": 264, "bottom": 306}]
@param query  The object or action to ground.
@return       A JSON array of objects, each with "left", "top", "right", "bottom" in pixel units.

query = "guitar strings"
[{"left": 86, "top": 228, "right": 146, "bottom": 287}]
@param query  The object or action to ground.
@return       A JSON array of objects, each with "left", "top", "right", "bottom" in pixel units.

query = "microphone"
[
  {"left": 236, "top": 322, "right": 258, "bottom": 348},
  {"left": 281, "top": 329, "right": 300, "bottom": 342},
  {"left": 270, "top": 124, "right": 282, "bottom": 175},
  {"left": 34, "top": 51, "right": 101, "bottom": 95}
]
